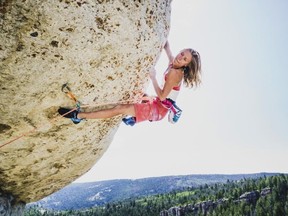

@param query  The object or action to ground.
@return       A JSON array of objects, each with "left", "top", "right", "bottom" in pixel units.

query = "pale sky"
[{"left": 75, "top": 0, "right": 288, "bottom": 182}]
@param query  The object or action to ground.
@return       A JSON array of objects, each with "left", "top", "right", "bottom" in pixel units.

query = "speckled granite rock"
[{"left": 0, "top": 0, "right": 171, "bottom": 205}]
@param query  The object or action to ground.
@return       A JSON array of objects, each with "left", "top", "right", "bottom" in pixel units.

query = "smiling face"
[{"left": 173, "top": 49, "right": 193, "bottom": 68}]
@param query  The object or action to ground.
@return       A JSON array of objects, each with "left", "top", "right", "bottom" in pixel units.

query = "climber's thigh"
[{"left": 116, "top": 104, "right": 136, "bottom": 116}]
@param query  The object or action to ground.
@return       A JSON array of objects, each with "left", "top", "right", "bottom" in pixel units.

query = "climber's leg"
[{"left": 77, "top": 104, "right": 135, "bottom": 119}]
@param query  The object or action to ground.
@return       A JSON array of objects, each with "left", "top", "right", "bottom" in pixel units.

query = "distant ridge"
[{"left": 29, "top": 172, "right": 281, "bottom": 210}]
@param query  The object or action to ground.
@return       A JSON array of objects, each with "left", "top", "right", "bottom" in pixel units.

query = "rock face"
[{"left": 0, "top": 0, "right": 171, "bottom": 206}]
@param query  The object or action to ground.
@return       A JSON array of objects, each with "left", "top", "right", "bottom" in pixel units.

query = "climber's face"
[{"left": 173, "top": 49, "right": 193, "bottom": 67}]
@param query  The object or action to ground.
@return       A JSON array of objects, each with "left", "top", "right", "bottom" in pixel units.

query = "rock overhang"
[{"left": 0, "top": 0, "right": 171, "bottom": 203}]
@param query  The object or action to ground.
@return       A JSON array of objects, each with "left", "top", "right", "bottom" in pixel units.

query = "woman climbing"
[{"left": 58, "top": 40, "right": 202, "bottom": 125}]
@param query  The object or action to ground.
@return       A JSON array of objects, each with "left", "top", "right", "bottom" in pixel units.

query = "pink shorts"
[{"left": 134, "top": 98, "right": 169, "bottom": 123}]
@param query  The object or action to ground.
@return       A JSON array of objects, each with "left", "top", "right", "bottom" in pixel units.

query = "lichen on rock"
[{"left": 0, "top": 0, "right": 171, "bottom": 205}]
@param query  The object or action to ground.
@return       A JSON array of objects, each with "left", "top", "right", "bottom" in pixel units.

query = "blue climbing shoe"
[
  {"left": 58, "top": 107, "right": 82, "bottom": 124},
  {"left": 122, "top": 116, "right": 136, "bottom": 126}
]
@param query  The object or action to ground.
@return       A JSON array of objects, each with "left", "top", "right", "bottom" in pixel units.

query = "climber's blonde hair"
[{"left": 183, "top": 49, "right": 202, "bottom": 88}]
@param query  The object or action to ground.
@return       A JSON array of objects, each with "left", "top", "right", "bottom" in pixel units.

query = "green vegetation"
[{"left": 25, "top": 174, "right": 288, "bottom": 216}]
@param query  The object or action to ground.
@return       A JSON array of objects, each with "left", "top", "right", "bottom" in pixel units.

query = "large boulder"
[{"left": 0, "top": 0, "right": 171, "bottom": 205}]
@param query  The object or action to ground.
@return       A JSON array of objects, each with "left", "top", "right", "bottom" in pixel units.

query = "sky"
[{"left": 75, "top": 0, "right": 288, "bottom": 182}]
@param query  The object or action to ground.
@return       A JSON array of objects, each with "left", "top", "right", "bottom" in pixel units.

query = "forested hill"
[
  {"left": 28, "top": 173, "right": 278, "bottom": 210},
  {"left": 25, "top": 174, "right": 288, "bottom": 216}
]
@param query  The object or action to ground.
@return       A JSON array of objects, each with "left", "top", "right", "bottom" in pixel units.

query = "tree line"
[{"left": 25, "top": 174, "right": 288, "bottom": 216}]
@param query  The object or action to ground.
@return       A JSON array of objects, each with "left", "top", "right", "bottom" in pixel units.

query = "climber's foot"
[
  {"left": 58, "top": 107, "right": 82, "bottom": 124},
  {"left": 122, "top": 116, "right": 136, "bottom": 126}
]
